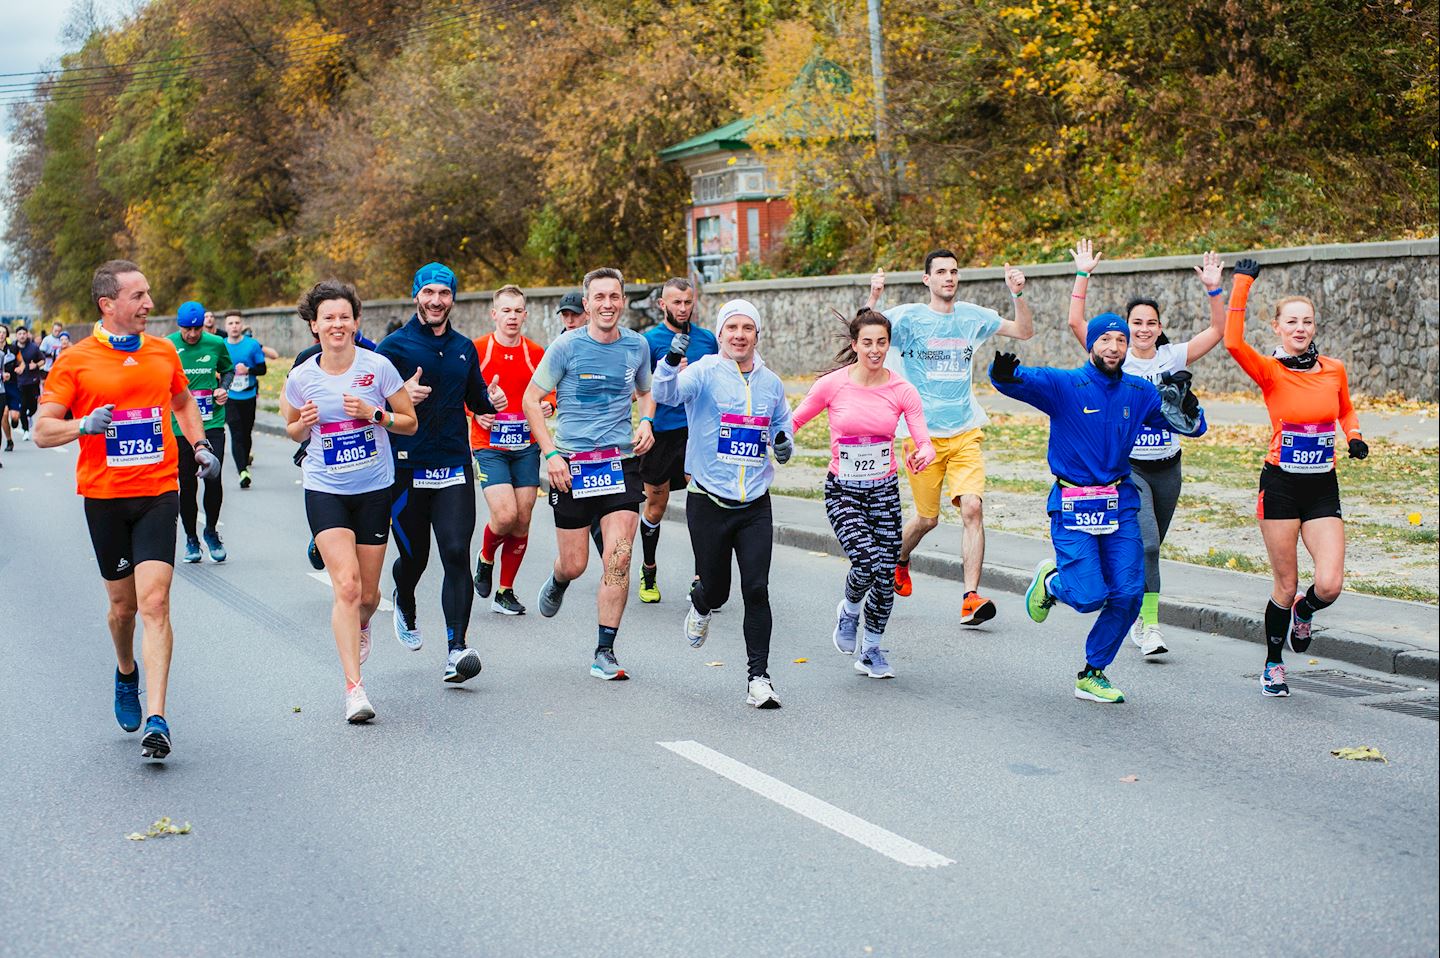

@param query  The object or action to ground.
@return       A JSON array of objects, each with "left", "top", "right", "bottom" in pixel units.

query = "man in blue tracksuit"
[
  {"left": 652, "top": 299, "right": 794, "bottom": 709},
  {"left": 989, "top": 313, "right": 1206, "bottom": 704},
  {"left": 378, "top": 262, "right": 502, "bottom": 685}
]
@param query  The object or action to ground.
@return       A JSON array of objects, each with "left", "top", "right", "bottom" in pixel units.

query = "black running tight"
[
  {"left": 390, "top": 465, "right": 477, "bottom": 644},
  {"left": 176, "top": 428, "right": 227, "bottom": 538}
]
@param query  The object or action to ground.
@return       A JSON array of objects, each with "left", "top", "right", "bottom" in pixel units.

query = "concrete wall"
[{"left": 145, "top": 239, "right": 1439, "bottom": 399}]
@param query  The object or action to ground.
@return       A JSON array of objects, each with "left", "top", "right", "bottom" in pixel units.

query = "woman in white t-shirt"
[
  {"left": 1065, "top": 240, "right": 1228, "bottom": 657},
  {"left": 282, "top": 280, "right": 417, "bottom": 724}
]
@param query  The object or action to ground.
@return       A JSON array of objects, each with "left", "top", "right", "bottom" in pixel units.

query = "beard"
[
  {"left": 418, "top": 302, "right": 452, "bottom": 328},
  {"left": 1090, "top": 353, "right": 1123, "bottom": 377}
]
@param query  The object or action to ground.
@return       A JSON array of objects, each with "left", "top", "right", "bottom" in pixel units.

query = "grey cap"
[{"left": 556, "top": 292, "right": 585, "bottom": 315}]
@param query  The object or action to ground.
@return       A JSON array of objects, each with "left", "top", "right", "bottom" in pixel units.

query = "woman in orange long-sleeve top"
[{"left": 1225, "top": 258, "right": 1368, "bottom": 699}]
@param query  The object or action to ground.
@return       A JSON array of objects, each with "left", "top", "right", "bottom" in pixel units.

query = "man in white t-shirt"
[{"left": 866, "top": 249, "right": 1033, "bottom": 626}]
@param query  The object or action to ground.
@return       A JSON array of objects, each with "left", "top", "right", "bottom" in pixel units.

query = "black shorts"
[
  {"left": 639, "top": 427, "right": 688, "bottom": 489},
  {"left": 305, "top": 488, "right": 392, "bottom": 543},
  {"left": 1256, "top": 463, "right": 1343, "bottom": 522},
  {"left": 84, "top": 492, "right": 180, "bottom": 580},
  {"left": 549, "top": 456, "right": 644, "bottom": 530}
]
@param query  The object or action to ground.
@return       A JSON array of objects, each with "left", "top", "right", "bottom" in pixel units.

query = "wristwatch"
[{"left": 371, "top": 408, "right": 386, "bottom": 426}]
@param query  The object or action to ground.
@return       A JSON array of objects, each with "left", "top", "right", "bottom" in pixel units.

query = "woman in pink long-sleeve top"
[{"left": 791, "top": 309, "right": 936, "bottom": 679}]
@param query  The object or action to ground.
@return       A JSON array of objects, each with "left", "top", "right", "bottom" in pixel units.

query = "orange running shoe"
[
  {"left": 894, "top": 563, "right": 913, "bottom": 597},
  {"left": 960, "top": 591, "right": 996, "bottom": 626}
]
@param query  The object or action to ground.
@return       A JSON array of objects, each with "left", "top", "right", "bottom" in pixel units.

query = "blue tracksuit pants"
[{"left": 1047, "top": 503, "right": 1145, "bottom": 669}]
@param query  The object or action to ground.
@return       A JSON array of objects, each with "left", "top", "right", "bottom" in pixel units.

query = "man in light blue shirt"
[{"left": 222, "top": 311, "right": 267, "bottom": 488}]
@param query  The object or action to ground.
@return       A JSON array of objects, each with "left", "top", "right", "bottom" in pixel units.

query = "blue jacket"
[
  {"left": 653, "top": 353, "right": 793, "bottom": 504},
  {"left": 644, "top": 322, "right": 719, "bottom": 432},
  {"left": 377, "top": 316, "right": 495, "bottom": 470}
]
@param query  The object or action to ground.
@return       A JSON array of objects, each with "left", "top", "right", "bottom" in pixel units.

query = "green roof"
[{"left": 659, "top": 117, "right": 756, "bottom": 162}]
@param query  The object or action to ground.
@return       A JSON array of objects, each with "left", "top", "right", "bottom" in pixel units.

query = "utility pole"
[{"left": 866, "top": 0, "right": 896, "bottom": 207}]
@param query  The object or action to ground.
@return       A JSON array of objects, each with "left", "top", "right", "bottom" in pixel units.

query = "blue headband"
[
  {"left": 1086, "top": 312, "right": 1129, "bottom": 351},
  {"left": 412, "top": 262, "right": 457, "bottom": 298}
]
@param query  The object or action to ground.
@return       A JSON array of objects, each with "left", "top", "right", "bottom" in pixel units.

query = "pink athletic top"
[{"left": 791, "top": 367, "right": 933, "bottom": 478}]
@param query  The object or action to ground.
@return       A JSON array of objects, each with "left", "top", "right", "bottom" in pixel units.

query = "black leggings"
[
  {"left": 227, "top": 397, "right": 257, "bottom": 475},
  {"left": 687, "top": 489, "right": 774, "bottom": 679},
  {"left": 390, "top": 465, "right": 477, "bottom": 644},
  {"left": 18, "top": 383, "right": 40, "bottom": 432},
  {"left": 824, "top": 474, "right": 904, "bottom": 637},
  {"left": 176, "top": 427, "right": 227, "bottom": 538}
]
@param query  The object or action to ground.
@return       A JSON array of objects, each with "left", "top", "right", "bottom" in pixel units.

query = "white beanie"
[{"left": 715, "top": 298, "right": 761, "bottom": 335}]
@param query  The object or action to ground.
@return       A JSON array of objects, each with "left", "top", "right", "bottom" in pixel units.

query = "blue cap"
[
  {"left": 412, "top": 262, "right": 457, "bottom": 298},
  {"left": 1086, "top": 312, "right": 1128, "bottom": 351},
  {"left": 176, "top": 301, "right": 206, "bottom": 328}
]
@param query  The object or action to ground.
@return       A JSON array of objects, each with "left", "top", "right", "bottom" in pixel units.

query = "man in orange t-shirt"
[
  {"left": 468, "top": 285, "right": 555, "bottom": 614},
  {"left": 34, "top": 260, "right": 218, "bottom": 762}
]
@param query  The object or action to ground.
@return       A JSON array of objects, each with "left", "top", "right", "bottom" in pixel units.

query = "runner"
[
  {"left": 11, "top": 325, "right": 43, "bottom": 439},
  {"left": 168, "top": 302, "right": 234, "bottom": 564},
  {"left": 1065, "top": 240, "right": 1228, "bottom": 657},
  {"left": 556, "top": 291, "right": 586, "bottom": 333},
  {"left": 223, "top": 310, "right": 268, "bottom": 488},
  {"left": 1, "top": 324, "right": 16, "bottom": 452},
  {"left": 33, "top": 260, "right": 220, "bottom": 759},
  {"left": 470, "top": 284, "right": 554, "bottom": 615},
  {"left": 282, "top": 280, "right": 417, "bottom": 722},
  {"left": 1224, "top": 260, "right": 1365, "bottom": 698},
  {"left": 202, "top": 310, "right": 218, "bottom": 335},
  {"left": 865, "top": 253, "right": 1033, "bottom": 626},
  {"left": 652, "top": 299, "right": 794, "bottom": 707},
  {"left": 991, "top": 313, "right": 1207, "bottom": 704},
  {"left": 522, "top": 267, "right": 655, "bottom": 680},
  {"left": 791, "top": 309, "right": 934, "bottom": 679},
  {"left": 377, "top": 262, "right": 504, "bottom": 684},
  {"left": 40, "top": 321, "right": 66, "bottom": 376},
  {"left": 637, "top": 278, "right": 717, "bottom": 603}
]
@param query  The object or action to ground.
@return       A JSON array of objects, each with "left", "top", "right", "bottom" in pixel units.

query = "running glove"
[
  {"left": 1161, "top": 370, "right": 1202, "bottom": 419},
  {"left": 773, "top": 431, "right": 793, "bottom": 464},
  {"left": 1233, "top": 258, "right": 1261, "bottom": 279},
  {"left": 78, "top": 403, "right": 115, "bottom": 436},
  {"left": 665, "top": 328, "right": 690, "bottom": 366},
  {"left": 1348, "top": 437, "right": 1369, "bottom": 460},
  {"left": 990, "top": 351, "right": 1022, "bottom": 383},
  {"left": 194, "top": 441, "right": 221, "bottom": 479}
]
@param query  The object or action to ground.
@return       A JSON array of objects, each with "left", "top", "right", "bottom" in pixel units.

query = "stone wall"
[{"left": 144, "top": 239, "right": 1438, "bottom": 399}]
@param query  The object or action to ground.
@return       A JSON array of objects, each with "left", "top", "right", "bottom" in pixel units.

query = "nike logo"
[{"left": 1083, "top": 407, "right": 1099, "bottom": 414}]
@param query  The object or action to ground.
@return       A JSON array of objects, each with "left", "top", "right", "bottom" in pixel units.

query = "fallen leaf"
[
  {"left": 1408, "top": 512, "right": 1422, "bottom": 526},
  {"left": 1119, "top": 774, "right": 1139, "bottom": 783},
  {"left": 807, "top": 551, "right": 827, "bottom": 557},
  {"left": 1331, "top": 746, "right": 1388, "bottom": 763},
  {"left": 126, "top": 833, "right": 147, "bottom": 842},
  {"left": 1308, "top": 659, "right": 1320, "bottom": 665},
  {"left": 705, "top": 661, "right": 724, "bottom": 667},
  {"left": 291, "top": 706, "right": 302, "bottom": 713},
  {"left": 792, "top": 658, "right": 809, "bottom": 664}
]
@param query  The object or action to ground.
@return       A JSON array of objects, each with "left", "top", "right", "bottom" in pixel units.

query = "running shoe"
[
  {"left": 183, "top": 536, "right": 203, "bottom": 564},
  {"left": 1287, "top": 602, "right": 1314, "bottom": 654},
  {"left": 1138, "top": 624, "right": 1168, "bottom": 657},
  {"left": 1262, "top": 662, "right": 1290, "bottom": 697},
  {"left": 685, "top": 605, "right": 712, "bottom": 649},
  {"left": 392, "top": 590, "right": 422, "bottom": 651},
  {"left": 345, "top": 684, "right": 375, "bottom": 723},
  {"left": 832, "top": 600, "right": 860, "bottom": 655},
  {"left": 202, "top": 527, "right": 227, "bottom": 563},
  {"left": 591, "top": 647, "right": 629, "bottom": 681},
  {"left": 639, "top": 564, "right": 661, "bottom": 603},
  {"left": 114, "top": 669, "right": 141, "bottom": 733},
  {"left": 1025, "top": 559, "right": 1057, "bottom": 623},
  {"left": 1129, "top": 618, "right": 1144, "bottom": 648},
  {"left": 444, "top": 647, "right": 483, "bottom": 684},
  {"left": 3, "top": 440, "right": 11, "bottom": 452},
  {"left": 894, "top": 562, "right": 913, "bottom": 597},
  {"left": 307, "top": 538, "right": 325, "bottom": 571},
  {"left": 139, "top": 715, "right": 172, "bottom": 759},
  {"left": 359, "top": 622, "right": 372, "bottom": 665},
  {"left": 19, "top": 428, "right": 29, "bottom": 442},
  {"left": 491, "top": 589, "right": 526, "bottom": 615},
  {"left": 238, "top": 469, "right": 252, "bottom": 489},
  {"left": 746, "top": 675, "right": 782, "bottom": 709},
  {"left": 1075, "top": 669, "right": 1125, "bottom": 703},
  {"left": 537, "top": 574, "right": 567, "bottom": 618},
  {"left": 854, "top": 646, "right": 894, "bottom": 679},
  {"left": 960, "top": 592, "right": 997, "bottom": 626},
  {"left": 473, "top": 556, "right": 494, "bottom": 599}
]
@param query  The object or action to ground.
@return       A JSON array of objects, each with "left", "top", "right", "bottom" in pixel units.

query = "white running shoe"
[
  {"left": 1129, "top": 618, "right": 1144, "bottom": 648},
  {"left": 1139, "top": 624, "right": 1168, "bottom": 657},
  {"left": 359, "top": 622, "right": 372, "bottom": 665},
  {"left": 684, "top": 605, "right": 712, "bottom": 649},
  {"left": 746, "top": 675, "right": 781, "bottom": 709},
  {"left": 344, "top": 683, "right": 375, "bottom": 723}
]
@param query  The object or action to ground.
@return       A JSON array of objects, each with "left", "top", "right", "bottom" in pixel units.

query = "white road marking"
[
  {"left": 307, "top": 571, "right": 394, "bottom": 611},
  {"left": 658, "top": 740, "right": 954, "bottom": 869}
]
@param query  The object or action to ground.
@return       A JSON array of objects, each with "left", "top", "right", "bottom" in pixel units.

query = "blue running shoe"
[
  {"left": 538, "top": 574, "right": 568, "bottom": 618},
  {"left": 591, "top": 647, "right": 629, "bottom": 681},
  {"left": 392, "top": 590, "right": 422, "bottom": 651},
  {"left": 854, "top": 646, "right": 894, "bottom": 679},
  {"left": 1262, "top": 662, "right": 1290, "bottom": 697},
  {"left": 183, "top": 536, "right": 202, "bottom": 564},
  {"left": 307, "top": 538, "right": 325, "bottom": 571},
  {"left": 832, "top": 600, "right": 859, "bottom": 655},
  {"left": 140, "top": 715, "right": 171, "bottom": 760},
  {"left": 114, "top": 669, "right": 141, "bottom": 733},
  {"left": 202, "top": 527, "right": 227, "bottom": 563}
]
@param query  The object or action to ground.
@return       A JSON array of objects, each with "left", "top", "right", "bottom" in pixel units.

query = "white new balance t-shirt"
[{"left": 284, "top": 348, "right": 404, "bottom": 495}]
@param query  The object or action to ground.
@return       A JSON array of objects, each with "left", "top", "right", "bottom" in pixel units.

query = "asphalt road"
[{"left": 1, "top": 431, "right": 1436, "bottom": 958}]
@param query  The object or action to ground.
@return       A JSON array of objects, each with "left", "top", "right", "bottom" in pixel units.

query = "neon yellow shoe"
[
  {"left": 1025, "top": 559, "right": 1057, "bottom": 623},
  {"left": 1075, "top": 669, "right": 1125, "bottom": 704},
  {"left": 638, "top": 564, "right": 661, "bottom": 603}
]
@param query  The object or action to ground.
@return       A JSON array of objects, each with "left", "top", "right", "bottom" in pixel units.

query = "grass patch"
[
  {"left": 770, "top": 485, "right": 826, "bottom": 501},
  {"left": 1346, "top": 580, "right": 1440, "bottom": 604},
  {"left": 1348, "top": 522, "right": 1439, "bottom": 548},
  {"left": 1161, "top": 546, "right": 1270, "bottom": 574},
  {"left": 985, "top": 476, "right": 1054, "bottom": 495}
]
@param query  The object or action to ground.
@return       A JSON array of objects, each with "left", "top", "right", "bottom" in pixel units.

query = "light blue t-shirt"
[
  {"left": 532, "top": 327, "right": 653, "bottom": 455},
  {"left": 884, "top": 301, "right": 1004, "bottom": 437},
  {"left": 224, "top": 336, "right": 267, "bottom": 400}
]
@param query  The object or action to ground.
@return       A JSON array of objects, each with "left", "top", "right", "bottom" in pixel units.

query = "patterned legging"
[{"left": 823, "top": 474, "right": 904, "bottom": 636}]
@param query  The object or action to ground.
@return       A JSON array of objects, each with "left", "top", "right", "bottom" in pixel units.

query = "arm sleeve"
[
  {"left": 463, "top": 353, "right": 496, "bottom": 415},
  {"left": 899, "top": 383, "right": 932, "bottom": 448},
  {"left": 1223, "top": 276, "right": 1271, "bottom": 388},
  {"left": 1337, "top": 363, "right": 1361, "bottom": 439},
  {"left": 251, "top": 361, "right": 268, "bottom": 378},
  {"left": 789, "top": 374, "right": 836, "bottom": 433}
]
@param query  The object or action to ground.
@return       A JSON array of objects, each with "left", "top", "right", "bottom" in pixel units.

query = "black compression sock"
[
  {"left": 447, "top": 628, "right": 465, "bottom": 654},
  {"left": 117, "top": 667, "right": 138, "bottom": 683},
  {"left": 689, "top": 578, "right": 712, "bottom": 616},
  {"left": 1264, "top": 600, "right": 1290, "bottom": 663},
  {"left": 596, "top": 624, "right": 618, "bottom": 653},
  {"left": 640, "top": 516, "right": 661, "bottom": 567},
  {"left": 1294, "top": 585, "right": 1333, "bottom": 621}
]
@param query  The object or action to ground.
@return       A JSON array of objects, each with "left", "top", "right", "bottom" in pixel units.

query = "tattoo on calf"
[{"left": 602, "top": 536, "right": 633, "bottom": 587}]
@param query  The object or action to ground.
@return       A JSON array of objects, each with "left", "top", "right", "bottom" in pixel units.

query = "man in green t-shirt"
[{"left": 167, "top": 300, "right": 234, "bottom": 563}]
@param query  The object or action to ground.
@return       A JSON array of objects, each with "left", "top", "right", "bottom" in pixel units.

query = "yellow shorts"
[{"left": 904, "top": 429, "right": 985, "bottom": 518}]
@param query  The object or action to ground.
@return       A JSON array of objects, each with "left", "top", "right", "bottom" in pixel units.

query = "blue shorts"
[
  {"left": 4, "top": 383, "right": 19, "bottom": 411},
  {"left": 473, "top": 445, "right": 541, "bottom": 490}
]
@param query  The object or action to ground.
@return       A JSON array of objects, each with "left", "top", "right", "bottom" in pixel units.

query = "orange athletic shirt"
[
  {"left": 40, "top": 335, "right": 189, "bottom": 498},
  {"left": 468, "top": 334, "right": 552, "bottom": 450},
  {"left": 1225, "top": 276, "right": 1361, "bottom": 468}
]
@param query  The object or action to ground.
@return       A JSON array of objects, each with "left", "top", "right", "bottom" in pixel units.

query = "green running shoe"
[
  {"left": 638, "top": 564, "right": 660, "bottom": 603},
  {"left": 1025, "top": 559, "right": 1057, "bottom": 623},
  {"left": 1075, "top": 669, "right": 1125, "bottom": 703}
]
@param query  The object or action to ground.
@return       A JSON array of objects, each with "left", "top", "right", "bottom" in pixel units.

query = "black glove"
[
  {"left": 990, "top": 351, "right": 1021, "bottom": 384},
  {"left": 1163, "top": 372, "right": 1201, "bottom": 419},
  {"left": 1348, "top": 437, "right": 1369, "bottom": 460},
  {"left": 665, "top": 321, "right": 691, "bottom": 367},
  {"left": 1233, "top": 258, "right": 1261, "bottom": 279},
  {"left": 772, "top": 431, "right": 793, "bottom": 465}
]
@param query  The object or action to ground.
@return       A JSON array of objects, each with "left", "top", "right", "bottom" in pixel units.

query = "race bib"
[
  {"left": 1131, "top": 425, "right": 1179, "bottom": 460},
  {"left": 1060, "top": 484, "right": 1119, "bottom": 535},
  {"left": 489, "top": 412, "right": 531, "bottom": 448},
  {"left": 320, "top": 419, "right": 379, "bottom": 474},
  {"left": 193, "top": 389, "right": 214, "bottom": 419},
  {"left": 569, "top": 447, "right": 627, "bottom": 499},
  {"left": 717, "top": 413, "right": 769, "bottom": 466},
  {"left": 836, "top": 435, "right": 892, "bottom": 482},
  {"left": 1278, "top": 421, "right": 1335, "bottom": 474},
  {"left": 412, "top": 466, "right": 466, "bottom": 489},
  {"left": 231, "top": 374, "right": 251, "bottom": 392},
  {"left": 917, "top": 338, "right": 973, "bottom": 383},
  {"left": 105, "top": 406, "right": 165, "bottom": 467}
]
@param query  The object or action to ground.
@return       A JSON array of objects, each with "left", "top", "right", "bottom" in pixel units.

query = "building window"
[
  {"left": 696, "top": 216, "right": 722, "bottom": 257},
  {"left": 746, "top": 208, "right": 760, "bottom": 260}
]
